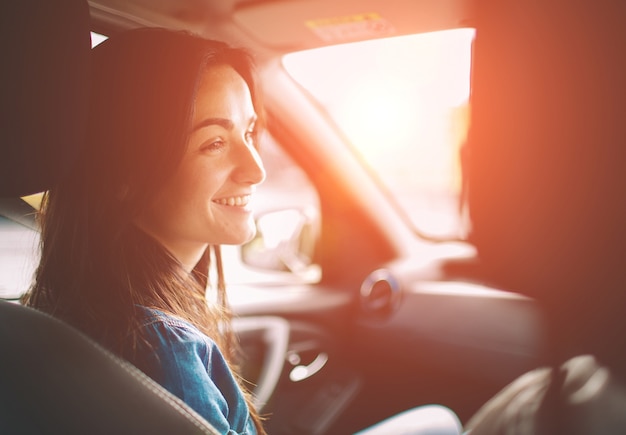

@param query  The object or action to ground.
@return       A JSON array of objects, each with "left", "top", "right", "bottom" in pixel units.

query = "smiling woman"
[
  {"left": 283, "top": 28, "right": 475, "bottom": 238},
  {"left": 23, "top": 28, "right": 267, "bottom": 435}
]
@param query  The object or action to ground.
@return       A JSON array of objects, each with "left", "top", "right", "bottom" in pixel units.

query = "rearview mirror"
[{"left": 241, "top": 208, "right": 319, "bottom": 275}]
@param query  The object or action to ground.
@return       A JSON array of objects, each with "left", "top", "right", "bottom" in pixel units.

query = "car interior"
[{"left": 1, "top": 0, "right": 625, "bottom": 434}]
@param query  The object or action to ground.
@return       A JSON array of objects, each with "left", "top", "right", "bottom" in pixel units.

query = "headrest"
[{"left": 0, "top": 0, "right": 91, "bottom": 197}]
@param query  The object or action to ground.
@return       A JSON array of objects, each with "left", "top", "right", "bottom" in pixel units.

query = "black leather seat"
[
  {"left": 0, "top": 299, "right": 218, "bottom": 434},
  {"left": 0, "top": 1, "right": 219, "bottom": 433}
]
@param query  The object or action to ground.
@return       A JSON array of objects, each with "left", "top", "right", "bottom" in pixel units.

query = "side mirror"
[{"left": 241, "top": 208, "right": 319, "bottom": 275}]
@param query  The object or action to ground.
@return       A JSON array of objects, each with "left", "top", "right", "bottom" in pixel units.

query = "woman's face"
[{"left": 135, "top": 64, "right": 265, "bottom": 270}]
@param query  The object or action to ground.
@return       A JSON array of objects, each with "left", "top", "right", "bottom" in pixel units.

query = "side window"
[
  {"left": 221, "top": 132, "right": 321, "bottom": 286},
  {"left": 254, "top": 132, "right": 319, "bottom": 215},
  {"left": 0, "top": 217, "right": 38, "bottom": 300},
  {"left": 283, "top": 28, "right": 475, "bottom": 240},
  {"left": 91, "top": 32, "right": 107, "bottom": 47}
]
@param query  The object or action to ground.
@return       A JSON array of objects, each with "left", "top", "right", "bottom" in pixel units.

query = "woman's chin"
[{"left": 219, "top": 227, "right": 257, "bottom": 246}]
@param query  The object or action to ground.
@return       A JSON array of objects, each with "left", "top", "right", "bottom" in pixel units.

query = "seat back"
[
  {"left": 0, "top": 300, "right": 218, "bottom": 434},
  {"left": 0, "top": 1, "right": 219, "bottom": 433}
]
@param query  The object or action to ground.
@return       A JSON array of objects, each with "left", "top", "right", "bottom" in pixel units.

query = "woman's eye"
[{"left": 200, "top": 139, "right": 226, "bottom": 153}]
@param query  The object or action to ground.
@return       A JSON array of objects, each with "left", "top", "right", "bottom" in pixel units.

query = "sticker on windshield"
[{"left": 305, "top": 13, "right": 395, "bottom": 43}]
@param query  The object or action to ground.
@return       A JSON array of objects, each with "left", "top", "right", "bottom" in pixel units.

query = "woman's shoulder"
[
  {"left": 129, "top": 307, "right": 255, "bottom": 434},
  {"left": 135, "top": 306, "right": 198, "bottom": 333},
  {"left": 131, "top": 305, "right": 233, "bottom": 384},
  {"left": 133, "top": 306, "right": 220, "bottom": 356},
  {"left": 136, "top": 305, "right": 196, "bottom": 328}
]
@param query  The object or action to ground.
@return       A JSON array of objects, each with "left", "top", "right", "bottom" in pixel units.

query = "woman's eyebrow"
[
  {"left": 191, "top": 117, "right": 233, "bottom": 132},
  {"left": 191, "top": 115, "right": 258, "bottom": 133}
]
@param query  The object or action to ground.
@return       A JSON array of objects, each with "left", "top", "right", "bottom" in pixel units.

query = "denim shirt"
[{"left": 127, "top": 306, "right": 256, "bottom": 435}]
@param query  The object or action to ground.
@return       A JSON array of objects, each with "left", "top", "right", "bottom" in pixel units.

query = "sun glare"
[
  {"left": 283, "top": 28, "right": 474, "bottom": 237},
  {"left": 339, "top": 80, "right": 419, "bottom": 155}
]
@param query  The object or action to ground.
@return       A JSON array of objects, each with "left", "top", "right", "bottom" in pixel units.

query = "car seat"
[{"left": 0, "top": 1, "right": 219, "bottom": 433}]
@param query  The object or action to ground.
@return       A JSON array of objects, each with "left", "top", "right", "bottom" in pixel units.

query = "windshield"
[{"left": 283, "top": 28, "right": 475, "bottom": 240}]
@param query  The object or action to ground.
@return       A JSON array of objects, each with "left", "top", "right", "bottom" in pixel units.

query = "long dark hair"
[{"left": 23, "top": 27, "right": 266, "bottom": 432}]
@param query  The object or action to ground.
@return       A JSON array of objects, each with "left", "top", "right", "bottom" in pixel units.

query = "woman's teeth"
[{"left": 213, "top": 195, "right": 250, "bottom": 206}]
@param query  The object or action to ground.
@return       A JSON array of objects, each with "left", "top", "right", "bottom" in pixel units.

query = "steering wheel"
[{"left": 232, "top": 316, "right": 290, "bottom": 411}]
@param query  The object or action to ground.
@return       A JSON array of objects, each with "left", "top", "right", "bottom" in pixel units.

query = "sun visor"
[{"left": 233, "top": 0, "right": 472, "bottom": 50}]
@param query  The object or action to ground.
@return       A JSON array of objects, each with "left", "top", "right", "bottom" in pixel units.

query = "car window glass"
[
  {"left": 282, "top": 28, "right": 475, "bottom": 240},
  {"left": 91, "top": 31, "right": 107, "bottom": 47},
  {"left": 0, "top": 217, "right": 38, "bottom": 300}
]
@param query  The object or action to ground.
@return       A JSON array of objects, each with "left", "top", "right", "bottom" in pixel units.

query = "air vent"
[{"left": 359, "top": 269, "right": 401, "bottom": 317}]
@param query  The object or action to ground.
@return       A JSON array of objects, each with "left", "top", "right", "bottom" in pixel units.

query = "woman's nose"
[{"left": 232, "top": 141, "right": 266, "bottom": 185}]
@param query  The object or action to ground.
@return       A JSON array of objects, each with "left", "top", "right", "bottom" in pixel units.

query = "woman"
[{"left": 24, "top": 28, "right": 266, "bottom": 434}]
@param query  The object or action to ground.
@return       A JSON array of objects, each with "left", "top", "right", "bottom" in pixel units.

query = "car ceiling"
[{"left": 88, "top": 0, "right": 473, "bottom": 60}]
